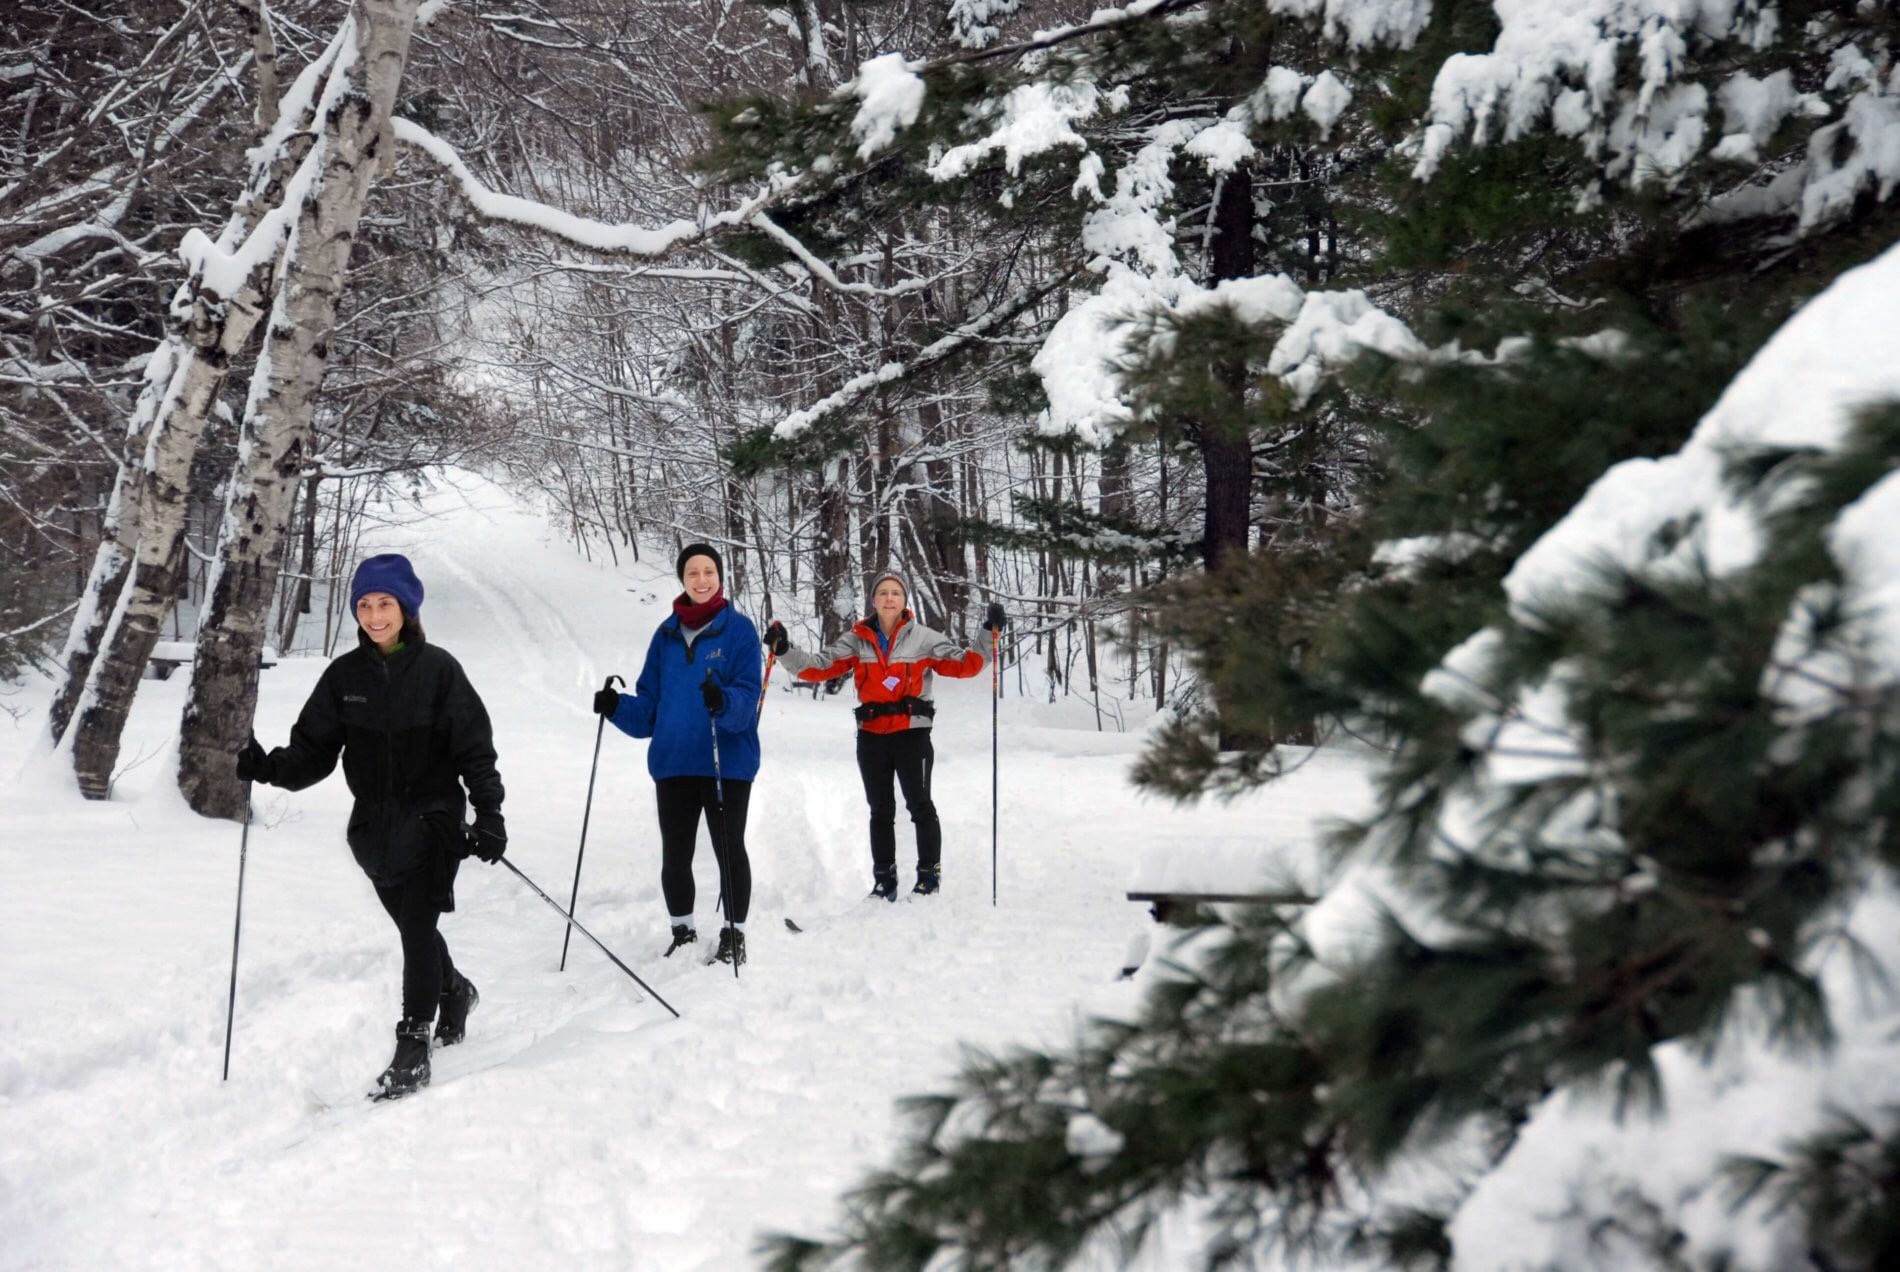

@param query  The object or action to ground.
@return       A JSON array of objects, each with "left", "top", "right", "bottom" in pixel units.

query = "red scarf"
[{"left": 672, "top": 589, "right": 727, "bottom": 629}]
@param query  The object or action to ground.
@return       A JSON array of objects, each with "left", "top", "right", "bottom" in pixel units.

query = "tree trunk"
[
  {"left": 815, "top": 464, "right": 850, "bottom": 645},
  {"left": 46, "top": 35, "right": 338, "bottom": 750},
  {"left": 277, "top": 474, "right": 322, "bottom": 652},
  {"left": 1202, "top": 163, "right": 1254, "bottom": 575},
  {"left": 1203, "top": 161, "right": 1290, "bottom": 748},
  {"left": 178, "top": 0, "right": 422, "bottom": 819},
  {"left": 56, "top": 27, "right": 345, "bottom": 793},
  {"left": 916, "top": 397, "right": 965, "bottom": 630}
]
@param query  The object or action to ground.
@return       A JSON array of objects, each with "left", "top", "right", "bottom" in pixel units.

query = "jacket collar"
[
  {"left": 663, "top": 609, "right": 728, "bottom": 641},
  {"left": 356, "top": 625, "right": 424, "bottom": 668},
  {"left": 854, "top": 613, "right": 909, "bottom": 653}
]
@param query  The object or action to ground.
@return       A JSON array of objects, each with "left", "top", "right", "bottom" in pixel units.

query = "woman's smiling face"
[
  {"left": 682, "top": 554, "right": 720, "bottom": 604},
  {"left": 356, "top": 592, "right": 402, "bottom": 650}
]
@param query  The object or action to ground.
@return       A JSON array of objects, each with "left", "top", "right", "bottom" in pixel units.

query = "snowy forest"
[{"left": 4, "top": 0, "right": 1900, "bottom": 1268}]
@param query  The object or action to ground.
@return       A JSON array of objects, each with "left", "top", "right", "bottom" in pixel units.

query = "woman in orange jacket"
[{"left": 764, "top": 570, "right": 995, "bottom": 899}]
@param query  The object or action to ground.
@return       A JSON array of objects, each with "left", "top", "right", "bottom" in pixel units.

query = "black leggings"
[
  {"left": 856, "top": 727, "right": 939, "bottom": 878},
  {"left": 655, "top": 776, "right": 751, "bottom": 925},
  {"left": 375, "top": 870, "right": 457, "bottom": 1023}
]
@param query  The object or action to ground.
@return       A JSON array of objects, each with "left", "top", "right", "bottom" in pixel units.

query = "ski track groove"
[{"left": 1, "top": 479, "right": 1339, "bottom": 1270}]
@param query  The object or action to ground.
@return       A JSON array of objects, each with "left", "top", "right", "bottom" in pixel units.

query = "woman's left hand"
[
  {"left": 699, "top": 675, "right": 725, "bottom": 714},
  {"left": 465, "top": 811, "right": 507, "bottom": 863}
]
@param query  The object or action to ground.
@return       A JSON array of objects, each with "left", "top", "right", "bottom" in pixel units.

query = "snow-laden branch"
[
  {"left": 752, "top": 213, "right": 937, "bottom": 298},
  {"left": 3, "top": 601, "right": 80, "bottom": 641},
  {"left": 944, "top": 0, "right": 1211, "bottom": 68},
  {"left": 773, "top": 267, "right": 1078, "bottom": 439},
  {"left": 1035, "top": 270, "right": 1430, "bottom": 445},
  {"left": 392, "top": 117, "right": 793, "bottom": 258}
]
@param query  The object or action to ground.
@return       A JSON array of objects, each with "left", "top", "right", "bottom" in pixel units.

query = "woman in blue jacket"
[{"left": 594, "top": 543, "right": 762, "bottom": 966}]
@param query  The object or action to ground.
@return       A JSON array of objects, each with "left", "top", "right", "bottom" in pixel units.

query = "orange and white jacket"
[{"left": 779, "top": 611, "right": 985, "bottom": 734}]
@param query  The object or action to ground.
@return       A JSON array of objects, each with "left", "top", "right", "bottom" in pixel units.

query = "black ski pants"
[
  {"left": 374, "top": 870, "right": 457, "bottom": 1023},
  {"left": 655, "top": 776, "right": 752, "bottom": 925},
  {"left": 856, "top": 727, "right": 939, "bottom": 880}
]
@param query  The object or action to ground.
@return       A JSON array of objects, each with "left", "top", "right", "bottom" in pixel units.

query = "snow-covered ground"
[{"left": 0, "top": 475, "right": 1372, "bottom": 1271}]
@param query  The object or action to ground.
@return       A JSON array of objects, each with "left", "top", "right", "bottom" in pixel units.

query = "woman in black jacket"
[{"left": 237, "top": 553, "right": 506, "bottom": 1101}]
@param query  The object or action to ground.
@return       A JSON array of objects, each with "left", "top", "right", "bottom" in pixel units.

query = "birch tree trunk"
[
  {"left": 179, "top": 0, "right": 422, "bottom": 819},
  {"left": 46, "top": 24, "right": 333, "bottom": 750}
]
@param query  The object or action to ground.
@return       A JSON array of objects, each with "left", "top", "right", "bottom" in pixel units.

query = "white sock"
[{"left": 669, "top": 914, "right": 694, "bottom": 930}]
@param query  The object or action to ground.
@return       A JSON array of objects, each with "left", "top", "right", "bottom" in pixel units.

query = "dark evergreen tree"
[{"left": 708, "top": 0, "right": 1900, "bottom": 1264}]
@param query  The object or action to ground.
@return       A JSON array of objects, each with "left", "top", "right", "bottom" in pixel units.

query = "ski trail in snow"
[
  {"left": 0, "top": 474, "right": 1370, "bottom": 1270},
  {"left": 422, "top": 540, "right": 597, "bottom": 710}
]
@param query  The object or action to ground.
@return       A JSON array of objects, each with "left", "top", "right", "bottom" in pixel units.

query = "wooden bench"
[
  {"left": 1126, "top": 888, "right": 1317, "bottom": 926},
  {"left": 1120, "top": 837, "right": 1321, "bottom": 978},
  {"left": 148, "top": 640, "right": 280, "bottom": 681}
]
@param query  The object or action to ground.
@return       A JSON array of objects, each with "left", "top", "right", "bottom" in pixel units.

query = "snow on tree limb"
[
  {"left": 751, "top": 213, "right": 936, "bottom": 298},
  {"left": 392, "top": 117, "right": 793, "bottom": 257},
  {"left": 1411, "top": 0, "right": 1899, "bottom": 222},
  {"left": 771, "top": 268, "right": 1079, "bottom": 440},
  {"left": 847, "top": 53, "right": 925, "bottom": 160},
  {"left": 1035, "top": 271, "right": 1427, "bottom": 445},
  {"left": 2, "top": 602, "right": 80, "bottom": 641}
]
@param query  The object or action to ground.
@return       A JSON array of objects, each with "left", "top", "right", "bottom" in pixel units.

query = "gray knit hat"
[{"left": 868, "top": 569, "right": 914, "bottom": 618}]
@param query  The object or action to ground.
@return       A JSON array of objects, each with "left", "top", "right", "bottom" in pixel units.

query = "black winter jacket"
[{"left": 265, "top": 632, "right": 504, "bottom": 885}]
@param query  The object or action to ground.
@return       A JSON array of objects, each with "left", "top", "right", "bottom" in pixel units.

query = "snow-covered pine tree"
[{"left": 746, "top": 0, "right": 1900, "bottom": 1266}]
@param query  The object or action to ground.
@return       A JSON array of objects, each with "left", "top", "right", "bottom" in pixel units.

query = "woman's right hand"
[
  {"left": 592, "top": 688, "right": 620, "bottom": 717},
  {"left": 235, "top": 735, "right": 273, "bottom": 784},
  {"left": 763, "top": 620, "right": 790, "bottom": 656}
]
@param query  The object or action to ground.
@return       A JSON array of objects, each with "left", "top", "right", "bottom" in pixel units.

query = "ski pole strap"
[{"left": 854, "top": 696, "right": 936, "bottom": 724}]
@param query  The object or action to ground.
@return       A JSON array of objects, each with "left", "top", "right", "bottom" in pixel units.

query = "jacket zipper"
[{"left": 379, "top": 655, "right": 393, "bottom": 801}]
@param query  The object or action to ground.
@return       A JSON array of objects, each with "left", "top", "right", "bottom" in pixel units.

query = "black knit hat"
[{"left": 676, "top": 542, "right": 723, "bottom": 583}]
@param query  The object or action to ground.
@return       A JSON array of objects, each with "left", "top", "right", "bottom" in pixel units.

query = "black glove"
[
  {"left": 466, "top": 811, "right": 506, "bottom": 864},
  {"left": 593, "top": 687, "right": 620, "bottom": 717},
  {"left": 983, "top": 602, "right": 1007, "bottom": 634},
  {"left": 235, "top": 735, "right": 273, "bottom": 784},
  {"left": 700, "top": 675, "right": 725, "bottom": 715},
  {"left": 763, "top": 620, "right": 790, "bottom": 657}
]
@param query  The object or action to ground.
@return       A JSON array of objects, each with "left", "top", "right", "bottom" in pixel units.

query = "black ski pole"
[
  {"left": 988, "top": 604, "right": 1005, "bottom": 907},
  {"left": 705, "top": 672, "right": 739, "bottom": 980},
  {"left": 561, "top": 673, "right": 624, "bottom": 972},
  {"left": 222, "top": 781, "right": 252, "bottom": 1081},
  {"left": 503, "top": 857, "right": 680, "bottom": 1018}
]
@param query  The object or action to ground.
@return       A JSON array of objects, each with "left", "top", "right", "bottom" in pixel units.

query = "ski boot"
[
  {"left": 371, "top": 1018, "right": 432, "bottom": 1102},
  {"left": 869, "top": 870, "right": 898, "bottom": 903},
  {"left": 435, "top": 971, "right": 479, "bottom": 1046},
  {"left": 912, "top": 867, "right": 940, "bottom": 897},
  {"left": 663, "top": 924, "right": 697, "bottom": 957},
  {"left": 712, "top": 926, "right": 747, "bottom": 967}
]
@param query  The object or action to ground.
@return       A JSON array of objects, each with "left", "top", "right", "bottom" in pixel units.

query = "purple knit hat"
[{"left": 350, "top": 553, "right": 424, "bottom": 617}]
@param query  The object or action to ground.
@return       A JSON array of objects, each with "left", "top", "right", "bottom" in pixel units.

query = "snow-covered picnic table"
[{"left": 147, "top": 640, "right": 279, "bottom": 680}]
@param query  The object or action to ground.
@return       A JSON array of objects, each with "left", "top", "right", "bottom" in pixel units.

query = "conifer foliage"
[{"left": 744, "top": 0, "right": 1900, "bottom": 1266}]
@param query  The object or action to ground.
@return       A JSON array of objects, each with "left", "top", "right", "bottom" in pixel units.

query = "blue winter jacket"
[{"left": 608, "top": 606, "right": 762, "bottom": 782}]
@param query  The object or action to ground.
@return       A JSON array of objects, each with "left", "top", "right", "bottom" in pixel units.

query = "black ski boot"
[
  {"left": 912, "top": 867, "right": 940, "bottom": 897},
  {"left": 371, "top": 1019, "right": 432, "bottom": 1102},
  {"left": 869, "top": 870, "right": 898, "bottom": 903},
  {"left": 712, "top": 926, "right": 747, "bottom": 967},
  {"left": 435, "top": 971, "right": 479, "bottom": 1046},
  {"left": 663, "top": 925, "right": 697, "bottom": 957}
]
